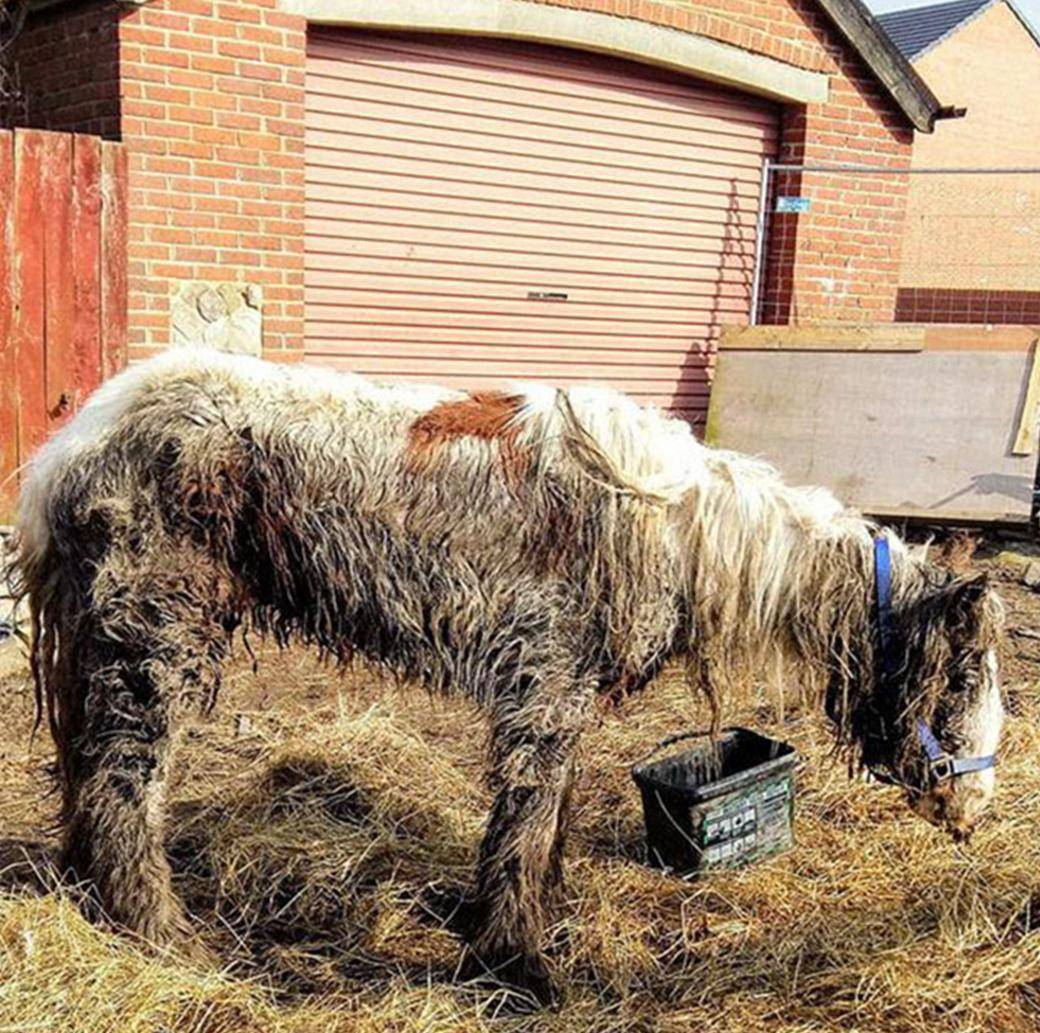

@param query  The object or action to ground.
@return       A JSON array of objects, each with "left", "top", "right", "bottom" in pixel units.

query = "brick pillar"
[
  {"left": 117, "top": 0, "right": 306, "bottom": 360},
  {"left": 764, "top": 54, "right": 914, "bottom": 323}
]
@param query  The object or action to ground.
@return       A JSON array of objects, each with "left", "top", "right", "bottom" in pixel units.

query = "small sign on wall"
[{"left": 775, "top": 196, "right": 812, "bottom": 214}]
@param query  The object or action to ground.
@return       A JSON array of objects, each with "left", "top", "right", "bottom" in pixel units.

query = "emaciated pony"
[{"left": 10, "top": 349, "right": 1004, "bottom": 1004}]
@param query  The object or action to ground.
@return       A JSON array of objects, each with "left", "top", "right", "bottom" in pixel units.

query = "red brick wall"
[
  {"left": 766, "top": 44, "right": 912, "bottom": 323},
  {"left": 16, "top": 0, "right": 121, "bottom": 138},
  {"left": 896, "top": 288, "right": 1040, "bottom": 324},
  {"left": 15, "top": 0, "right": 915, "bottom": 356},
  {"left": 118, "top": 0, "right": 306, "bottom": 360}
]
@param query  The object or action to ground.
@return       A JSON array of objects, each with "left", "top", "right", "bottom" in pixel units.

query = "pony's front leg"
[
  {"left": 56, "top": 554, "right": 228, "bottom": 948},
  {"left": 461, "top": 681, "right": 594, "bottom": 1006}
]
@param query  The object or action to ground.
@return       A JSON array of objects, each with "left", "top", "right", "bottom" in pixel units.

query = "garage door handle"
[{"left": 527, "top": 291, "right": 568, "bottom": 301}]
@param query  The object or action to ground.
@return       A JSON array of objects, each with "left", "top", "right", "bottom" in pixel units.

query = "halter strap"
[
  {"left": 872, "top": 533, "right": 997, "bottom": 784},
  {"left": 873, "top": 534, "right": 897, "bottom": 679},
  {"left": 915, "top": 718, "right": 997, "bottom": 780}
]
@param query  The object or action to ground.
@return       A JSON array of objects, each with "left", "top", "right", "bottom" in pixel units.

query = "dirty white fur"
[
  {"left": 11, "top": 346, "right": 1005, "bottom": 998},
  {"left": 18, "top": 349, "right": 461, "bottom": 571},
  {"left": 20, "top": 346, "right": 908, "bottom": 686}
]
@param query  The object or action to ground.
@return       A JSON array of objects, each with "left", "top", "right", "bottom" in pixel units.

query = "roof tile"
[{"left": 876, "top": 0, "right": 992, "bottom": 59}]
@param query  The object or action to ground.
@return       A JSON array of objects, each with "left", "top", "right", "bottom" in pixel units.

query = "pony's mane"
[
  {"left": 512, "top": 376, "right": 886, "bottom": 664},
  {"left": 498, "top": 376, "right": 910, "bottom": 754}
]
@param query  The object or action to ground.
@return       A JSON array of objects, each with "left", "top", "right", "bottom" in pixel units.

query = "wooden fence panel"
[
  {"left": 0, "top": 128, "right": 127, "bottom": 524},
  {"left": 73, "top": 135, "right": 103, "bottom": 402},
  {"left": 101, "top": 141, "right": 128, "bottom": 381},
  {"left": 0, "top": 135, "right": 14, "bottom": 521},
  {"left": 42, "top": 132, "right": 75, "bottom": 431},
  {"left": 13, "top": 131, "right": 47, "bottom": 466}
]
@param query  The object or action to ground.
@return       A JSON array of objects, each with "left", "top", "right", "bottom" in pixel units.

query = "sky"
[{"left": 866, "top": 0, "right": 1040, "bottom": 32}]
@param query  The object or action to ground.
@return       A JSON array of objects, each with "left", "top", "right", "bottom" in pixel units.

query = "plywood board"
[{"left": 707, "top": 348, "right": 1039, "bottom": 524}]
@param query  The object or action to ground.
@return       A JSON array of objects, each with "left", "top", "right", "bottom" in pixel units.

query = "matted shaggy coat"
[{"left": 10, "top": 349, "right": 1004, "bottom": 1004}]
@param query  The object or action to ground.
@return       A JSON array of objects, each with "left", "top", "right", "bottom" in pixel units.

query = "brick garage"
[{"left": 14, "top": 0, "right": 947, "bottom": 421}]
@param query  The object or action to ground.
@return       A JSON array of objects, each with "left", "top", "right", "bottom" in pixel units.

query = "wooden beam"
[
  {"left": 0, "top": 133, "right": 15, "bottom": 522},
  {"left": 866, "top": 505, "right": 1032, "bottom": 527},
  {"left": 13, "top": 131, "right": 47, "bottom": 463},
  {"left": 720, "top": 324, "right": 925, "bottom": 352},
  {"left": 72, "top": 134, "right": 103, "bottom": 401},
  {"left": 721, "top": 324, "right": 1040, "bottom": 353},
  {"left": 41, "top": 131, "right": 74, "bottom": 435},
  {"left": 812, "top": 0, "right": 943, "bottom": 132},
  {"left": 923, "top": 326, "right": 1039, "bottom": 352},
  {"left": 100, "top": 142, "right": 128, "bottom": 379}
]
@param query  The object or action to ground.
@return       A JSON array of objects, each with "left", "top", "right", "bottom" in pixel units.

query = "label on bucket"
[
  {"left": 695, "top": 773, "right": 794, "bottom": 871},
  {"left": 704, "top": 805, "right": 757, "bottom": 845}
]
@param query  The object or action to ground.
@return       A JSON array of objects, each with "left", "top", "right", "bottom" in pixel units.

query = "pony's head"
[
  {"left": 832, "top": 557, "right": 1004, "bottom": 841},
  {"left": 899, "top": 573, "right": 1003, "bottom": 839}
]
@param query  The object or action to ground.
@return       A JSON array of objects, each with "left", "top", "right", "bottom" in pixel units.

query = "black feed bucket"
[{"left": 631, "top": 727, "right": 799, "bottom": 875}]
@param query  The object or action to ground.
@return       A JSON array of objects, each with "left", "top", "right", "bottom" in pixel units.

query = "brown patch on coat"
[{"left": 406, "top": 391, "right": 529, "bottom": 483}]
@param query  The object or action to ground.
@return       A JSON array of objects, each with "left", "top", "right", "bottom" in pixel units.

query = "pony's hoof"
[{"left": 458, "top": 947, "right": 559, "bottom": 1011}]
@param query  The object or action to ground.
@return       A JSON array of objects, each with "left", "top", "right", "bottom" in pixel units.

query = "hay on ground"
[{"left": 1, "top": 560, "right": 1039, "bottom": 1033}]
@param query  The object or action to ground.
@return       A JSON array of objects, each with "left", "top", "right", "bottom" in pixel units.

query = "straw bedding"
[{"left": 0, "top": 552, "right": 1038, "bottom": 1033}]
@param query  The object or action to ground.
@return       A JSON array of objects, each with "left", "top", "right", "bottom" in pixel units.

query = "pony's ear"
[{"left": 943, "top": 573, "right": 989, "bottom": 634}]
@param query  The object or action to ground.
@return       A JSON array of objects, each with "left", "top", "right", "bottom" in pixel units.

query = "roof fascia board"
[{"left": 814, "top": 0, "right": 946, "bottom": 129}]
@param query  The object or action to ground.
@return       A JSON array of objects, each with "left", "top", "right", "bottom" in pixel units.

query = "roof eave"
[
  {"left": 814, "top": 0, "right": 948, "bottom": 131},
  {"left": 27, "top": 0, "right": 947, "bottom": 131}
]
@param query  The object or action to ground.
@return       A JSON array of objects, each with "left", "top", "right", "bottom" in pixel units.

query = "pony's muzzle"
[{"left": 909, "top": 773, "right": 993, "bottom": 841}]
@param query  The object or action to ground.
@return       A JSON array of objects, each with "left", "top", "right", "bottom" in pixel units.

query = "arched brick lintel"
[{"left": 280, "top": 0, "right": 829, "bottom": 104}]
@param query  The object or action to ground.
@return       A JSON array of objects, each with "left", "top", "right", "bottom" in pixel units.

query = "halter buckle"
[{"left": 927, "top": 755, "right": 955, "bottom": 783}]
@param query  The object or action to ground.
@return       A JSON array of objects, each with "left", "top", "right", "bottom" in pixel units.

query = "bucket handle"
[{"left": 632, "top": 727, "right": 719, "bottom": 770}]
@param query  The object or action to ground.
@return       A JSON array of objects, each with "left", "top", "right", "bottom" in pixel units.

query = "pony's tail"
[
  {"left": 7, "top": 511, "right": 58, "bottom": 753},
  {"left": 6, "top": 449, "right": 77, "bottom": 771}
]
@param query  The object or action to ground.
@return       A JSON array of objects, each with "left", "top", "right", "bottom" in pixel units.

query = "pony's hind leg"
[
  {"left": 461, "top": 670, "right": 595, "bottom": 1005},
  {"left": 55, "top": 553, "right": 228, "bottom": 946}
]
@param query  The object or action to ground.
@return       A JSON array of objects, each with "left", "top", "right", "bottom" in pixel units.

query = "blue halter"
[{"left": 873, "top": 534, "right": 996, "bottom": 784}]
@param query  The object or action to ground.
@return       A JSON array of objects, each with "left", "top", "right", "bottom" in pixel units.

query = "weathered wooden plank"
[
  {"left": 13, "top": 130, "right": 47, "bottom": 464},
  {"left": 865, "top": 505, "right": 1034, "bottom": 527},
  {"left": 100, "top": 142, "right": 128, "bottom": 379},
  {"left": 719, "top": 323, "right": 925, "bottom": 352},
  {"left": 72, "top": 134, "right": 103, "bottom": 401},
  {"left": 41, "top": 131, "right": 75, "bottom": 434},
  {"left": 922, "top": 326, "right": 1039, "bottom": 352},
  {"left": 811, "top": 0, "right": 938, "bottom": 133},
  {"left": 707, "top": 348, "right": 1037, "bottom": 525},
  {"left": 0, "top": 132, "right": 16, "bottom": 521},
  {"left": 721, "top": 323, "right": 1040, "bottom": 354},
  {"left": 1012, "top": 341, "right": 1040, "bottom": 455}
]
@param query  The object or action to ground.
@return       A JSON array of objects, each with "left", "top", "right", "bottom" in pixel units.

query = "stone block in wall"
[{"left": 171, "top": 281, "right": 262, "bottom": 356}]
